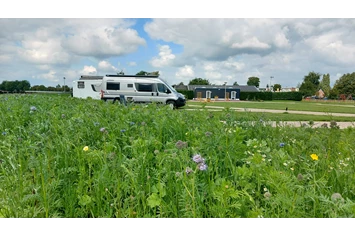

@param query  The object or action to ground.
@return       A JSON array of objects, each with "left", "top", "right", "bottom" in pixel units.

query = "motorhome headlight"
[{"left": 178, "top": 93, "right": 185, "bottom": 99}]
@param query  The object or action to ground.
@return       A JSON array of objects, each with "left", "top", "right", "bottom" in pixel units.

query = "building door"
[{"left": 231, "top": 91, "right": 236, "bottom": 100}]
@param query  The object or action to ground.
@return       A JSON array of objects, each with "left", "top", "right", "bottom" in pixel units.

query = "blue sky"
[{"left": 1, "top": 1, "right": 354, "bottom": 89}]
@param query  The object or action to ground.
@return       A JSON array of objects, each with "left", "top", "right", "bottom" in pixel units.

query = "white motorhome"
[{"left": 72, "top": 74, "right": 186, "bottom": 108}]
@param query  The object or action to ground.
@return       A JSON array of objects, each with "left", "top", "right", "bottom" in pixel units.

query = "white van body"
[
  {"left": 72, "top": 74, "right": 186, "bottom": 108},
  {"left": 72, "top": 76, "right": 103, "bottom": 100}
]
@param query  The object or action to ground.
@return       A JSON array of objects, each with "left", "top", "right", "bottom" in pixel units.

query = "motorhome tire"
[
  {"left": 167, "top": 101, "right": 176, "bottom": 109},
  {"left": 112, "top": 98, "right": 120, "bottom": 104}
]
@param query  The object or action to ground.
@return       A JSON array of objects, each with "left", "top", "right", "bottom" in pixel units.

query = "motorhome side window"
[
  {"left": 78, "top": 81, "right": 85, "bottom": 89},
  {"left": 157, "top": 83, "right": 168, "bottom": 93},
  {"left": 135, "top": 83, "right": 153, "bottom": 92},
  {"left": 107, "top": 82, "right": 120, "bottom": 90}
]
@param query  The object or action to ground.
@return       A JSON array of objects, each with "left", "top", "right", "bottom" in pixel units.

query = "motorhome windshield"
[{"left": 160, "top": 78, "right": 177, "bottom": 93}]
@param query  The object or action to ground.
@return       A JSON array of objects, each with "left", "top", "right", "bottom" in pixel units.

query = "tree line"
[
  {"left": 0, "top": 80, "right": 70, "bottom": 93},
  {"left": 175, "top": 71, "right": 355, "bottom": 99},
  {"left": 1, "top": 71, "right": 355, "bottom": 98},
  {"left": 299, "top": 71, "right": 355, "bottom": 99}
]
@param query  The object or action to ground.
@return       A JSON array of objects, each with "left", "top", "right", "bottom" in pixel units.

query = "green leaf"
[{"left": 147, "top": 193, "right": 161, "bottom": 208}]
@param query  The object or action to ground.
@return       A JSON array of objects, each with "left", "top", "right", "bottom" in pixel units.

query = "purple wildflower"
[
  {"left": 120, "top": 129, "right": 126, "bottom": 133},
  {"left": 30, "top": 106, "right": 37, "bottom": 111},
  {"left": 198, "top": 163, "right": 208, "bottom": 171},
  {"left": 175, "top": 140, "right": 188, "bottom": 149},
  {"left": 280, "top": 143, "right": 285, "bottom": 148},
  {"left": 94, "top": 122, "right": 100, "bottom": 126},
  {"left": 129, "top": 122, "right": 135, "bottom": 126},
  {"left": 61, "top": 114, "right": 66, "bottom": 118},
  {"left": 2, "top": 132, "right": 6, "bottom": 136},
  {"left": 192, "top": 154, "right": 205, "bottom": 164}
]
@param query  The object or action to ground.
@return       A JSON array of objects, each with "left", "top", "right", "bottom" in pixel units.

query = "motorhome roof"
[
  {"left": 105, "top": 74, "right": 159, "bottom": 78},
  {"left": 80, "top": 75, "right": 104, "bottom": 80}
]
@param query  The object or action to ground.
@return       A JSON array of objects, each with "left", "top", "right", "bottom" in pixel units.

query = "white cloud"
[
  {"left": 63, "top": 26, "right": 146, "bottom": 58},
  {"left": 231, "top": 37, "right": 270, "bottom": 50},
  {"left": 128, "top": 61, "right": 137, "bottom": 66},
  {"left": 0, "top": 55, "right": 11, "bottom": 63},
  {"left": 18, "top": 37, "right": 72, "bottom": 65},
  {"left": 222, "top": 59, "right": 245, "bottom": 71},
  {"left": 205, "top": 71, "right": 222, "bottom": 80},
  {"left": 274, "top": 32, "right": 290, "bottom": 48},
  {"left": 37, "top": 70, "right": 59, "bottom": 82},
  {"left": 175, "top": 65, "right": 194, "bottom": 79},
  {"left": 150, "top": 45, "right": 176, "bottom": 67},
  {"left": 80, "top": 66, "right": 97, "bottom": 75},
  {"left": 203, "top": 63, "right": 215, "bottom": 71},
  {"left": 305, "top": 32, "right": 355, "bottom": 65},
  {"left": 98, "top": 60, "right": 119, "bottom": 72}
]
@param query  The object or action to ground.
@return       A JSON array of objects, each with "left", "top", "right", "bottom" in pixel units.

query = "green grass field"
[{"left": 1, "top": 94, "right": 355, "bottom": 217}]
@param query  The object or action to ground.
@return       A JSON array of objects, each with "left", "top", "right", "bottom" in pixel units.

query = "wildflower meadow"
[{"left": 1, "top": 94, "right": 355, "bottom": 217}]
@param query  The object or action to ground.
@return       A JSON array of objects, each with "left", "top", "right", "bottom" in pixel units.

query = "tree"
[
  {"left": 273, "top": 84, "right": 281, "bottom": 92},
  {"left": 233, "top": 81, "right": 239, "bottom": 86},
  {"left": 148, "top": 71, "right": 160, "bottom": 76},
  {"left": 188, "top": 78, "right": 210, "bottom": 85},
  {"left": 136, "top": 71, "right": 160, "bottom": 76},
  {"left": 332, "top": 72, "right": 355, "bottom": 96},
  {"left": 299, "top": 81, "right": 316, "bottom": 97},
  {"left": 136, "top": 71, "right": 148, "bottom": 76},
  {"left": 299, "top": 71, "right": 321, "bottom": 96},
  {"left": 0, "top": 80, "right": 31, "bottom": 92},
  {"left": 319, "top": 73, "right": 331, "bottom": 96},
  {"left": 19, "top": 80, "right": 30, "bottom": 92},
  {"left": 247, "top": 77, "right": 260, "bottom": 88}
]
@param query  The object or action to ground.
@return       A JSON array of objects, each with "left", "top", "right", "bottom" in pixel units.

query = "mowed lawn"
[
  {"left": 181, "top": 100, "right": 355, "bottom": 122},
  {"left": 186, "top": 100, "right": 355, "bottom": 114}
]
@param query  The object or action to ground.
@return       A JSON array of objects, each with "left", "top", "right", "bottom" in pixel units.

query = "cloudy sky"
[{"left": 1, "top": 2, "right": 354, "bottom": 89}]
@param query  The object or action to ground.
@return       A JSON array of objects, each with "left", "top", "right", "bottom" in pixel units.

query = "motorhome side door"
[
  {"left": 155, "top": 83, "right": 172, "bottom": 104},
  {"left": 134, "top": 83, "right": 157, "bottom": 103}
]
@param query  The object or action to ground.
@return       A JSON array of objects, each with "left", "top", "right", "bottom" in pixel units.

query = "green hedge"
[
  {"left": 272, "top": 92, "right": 303, "bottom": 101},
  {"left": 177, "top": 90, "right": 194, "bottom": 99},
  {"left": 240, "top": 92, "right": 273, "bottom": 101}
]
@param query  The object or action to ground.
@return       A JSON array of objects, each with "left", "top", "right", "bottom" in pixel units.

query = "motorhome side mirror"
[{"left": 166, "top": 89, "right": 171, "bottom": 94}]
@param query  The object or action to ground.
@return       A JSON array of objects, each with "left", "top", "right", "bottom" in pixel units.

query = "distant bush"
[
  {"left": 240, "top": 92, "right": 273, "bottom": 101},
  {"left": 177, "top": 90, "right": 194, "bottom": 100},
  {"left": 272, "top": 92, "right": 303, "bottom": 101}
]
